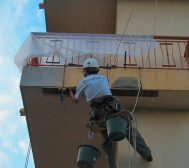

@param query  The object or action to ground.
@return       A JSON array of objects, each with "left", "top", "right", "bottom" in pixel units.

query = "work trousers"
[
  {"left": 89, "top": 96, "right": 152, "bottom": 168},
  {"left": 100, "top": 125, "right": 152, "bottom": 168}
]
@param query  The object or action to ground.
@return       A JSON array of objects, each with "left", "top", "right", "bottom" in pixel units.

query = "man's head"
[{"left": 83, "top": 58, "right": 99, "bottom": 77}]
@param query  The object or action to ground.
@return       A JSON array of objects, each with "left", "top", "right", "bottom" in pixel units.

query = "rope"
[
  {"left": 128, "top": 112, "right": 139, "bottom": 168},
  {"left": 24, "top": 142, "right": 31, "bottom": 168},
  {"left": 88, "top": 111, "right": 95, "bottom": 140},
  {"left": 128, "top": 116, "right": 131, "bottom": 168},
  {"left": 126, "top": 1, "right": 159, "bottom": 167},
  {"left": 113, "top": 0, "right": 139, "bottom": 66},
  {"left": 121, "top": 108, "right": 139, "bottom": 168},
  {"left": 132, "top": 0, "right": 158, "bottom": 113},
  {"left": 130, "top": 112, "right": 138, "bottom": 168},
  {"left": 131, "top": 85, "right": 141, "bottom": 115},
  {"left": 106, "top": 63, "right": 111, "bottom": 83},
  {"left": 136, "top": 0, "right": 158, "bottom": 115},
  {"left": 142, "top": 0, "right": 158, "bottom": 68},
  {"left": 109, "top": 2, "right": 141, "bottom": 165},
  {"left": 152, "top": 0, "right": 158, "bottom": 37}
]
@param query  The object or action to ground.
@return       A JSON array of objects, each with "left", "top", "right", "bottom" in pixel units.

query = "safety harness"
[{"left": 87, "top": 96, "right": 127, "bottom": 133}]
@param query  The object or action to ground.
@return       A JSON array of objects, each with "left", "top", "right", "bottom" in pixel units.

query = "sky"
[{"left": 0, "top": 0, "right": 45, "bottom": 167}]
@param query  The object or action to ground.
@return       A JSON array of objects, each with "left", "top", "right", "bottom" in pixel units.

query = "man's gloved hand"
[
  {"left": 64, "top": 87, "right": 76, "bottom": 96},
  {"left": 65, "top": 88, "right": 70, "bottom": 96}
]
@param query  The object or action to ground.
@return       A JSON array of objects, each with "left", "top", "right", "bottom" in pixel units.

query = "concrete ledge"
[
  {"left": 20, "top": 66, "right": 65, "bottom": 87},
  {"left": 20, "top": 66, "right": 189, "bottom": 90}
]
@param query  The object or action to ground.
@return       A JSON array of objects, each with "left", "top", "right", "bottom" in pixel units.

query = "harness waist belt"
[{"left": 90, "top": 95, "right": 114, "bottom": 108}]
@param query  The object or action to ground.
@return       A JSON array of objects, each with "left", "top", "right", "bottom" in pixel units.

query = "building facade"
[{"left": 18, "top": 1, "right": 189, "bottom": 168}]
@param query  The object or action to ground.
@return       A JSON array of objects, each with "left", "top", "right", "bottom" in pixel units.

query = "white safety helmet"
[{"left": 83, "top": 58, "right": 99, "bottom": 69}]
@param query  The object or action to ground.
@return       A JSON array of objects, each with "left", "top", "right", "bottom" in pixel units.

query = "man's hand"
[{"left": 68, "top": 88, "right": 79, "bottom": 103}]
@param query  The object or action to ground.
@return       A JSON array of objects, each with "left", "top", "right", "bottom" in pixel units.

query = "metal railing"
[{"left": 27, "top": 36, "right": 189, "bottom": 70}]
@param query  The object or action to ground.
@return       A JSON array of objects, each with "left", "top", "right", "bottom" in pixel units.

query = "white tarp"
[{"left": 14, "top": 32, "right": 159, "bottom": 71}]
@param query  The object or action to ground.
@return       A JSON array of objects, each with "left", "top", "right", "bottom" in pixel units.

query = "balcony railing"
[{"left": 27, "top": 35, "right": 189, "bottom": 70}]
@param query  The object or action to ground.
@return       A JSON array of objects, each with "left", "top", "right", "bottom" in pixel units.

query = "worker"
[{"left": 69, "top": 58, "right": 153, "bottom": 168}]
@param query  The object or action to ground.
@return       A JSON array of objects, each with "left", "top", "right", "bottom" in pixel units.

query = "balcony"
[
  {"left": 16, "top": 33, "right": 189, "bottom": 109},
  {"left": 25, "top": 34, "right": 189, "bottom": 70}
]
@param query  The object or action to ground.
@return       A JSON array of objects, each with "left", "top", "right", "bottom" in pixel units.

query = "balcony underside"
[{"left": 43, "top": 0, "right": 117, "bottom": 33}]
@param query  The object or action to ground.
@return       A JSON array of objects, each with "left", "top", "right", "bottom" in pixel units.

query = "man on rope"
[{"left": 69, "top": 58, "right": 153, "bottom": 168}]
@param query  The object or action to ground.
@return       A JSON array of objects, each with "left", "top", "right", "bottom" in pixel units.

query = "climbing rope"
[
  {"left": 113, "top": 0, "right": 139, "bottom": 66},
  {"left": 24, "top": 142, "right": 31, "bottom": 168},
  {"left": 110, "top": 0, "right": 141, "bottom": 167},
  {"left": 126, "top": 110, "right": 138, "bottom": 168},
  {"left": 128, "top": 0, "right": 159, "bottom": 167},
  {"left": 143, "top": 0, "right": 158, "bottom": 68},
  {"left": 137, "top": 0, "right": 158, "bottom": 112},
  {"left": 110, "top": 0, "right": 159, "bottom": 167}
]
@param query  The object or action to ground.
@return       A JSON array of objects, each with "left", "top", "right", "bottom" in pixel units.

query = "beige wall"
[
  {"left": 117, "top": 111, "right": 189, "bottom": 168},
  {"left": 45, "top": 0, "right": 117, "bottom": 33},
  {"left": 117, "top": 0, "right": 189, "bottom": 36},
  {"left": 22, "top": 64, "right": 189, "bottom": 168},
  {"left": 116, "top": 2, "right": 189, "bottom": 167}
]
